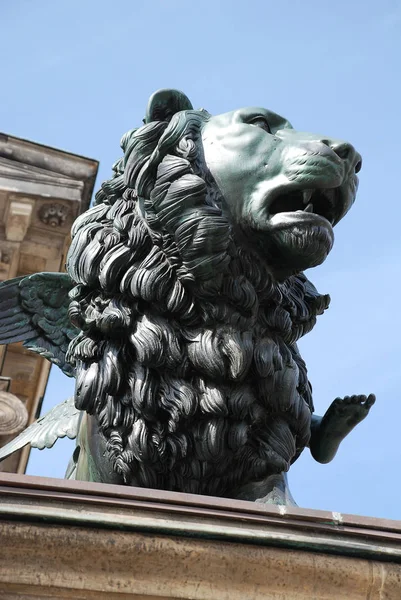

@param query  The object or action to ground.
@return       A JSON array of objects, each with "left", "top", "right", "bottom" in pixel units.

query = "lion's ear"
[{"left": 145, "top": 89, "right": 193, "bottom": 123}]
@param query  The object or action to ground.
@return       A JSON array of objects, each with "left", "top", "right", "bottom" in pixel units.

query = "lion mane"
[{"left": 65, "top": 104, "right": 329, "bottom": 497}]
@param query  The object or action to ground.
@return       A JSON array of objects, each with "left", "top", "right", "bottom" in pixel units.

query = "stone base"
[{"left": 0, "top": 473, "right": 400, "bottom": 599}]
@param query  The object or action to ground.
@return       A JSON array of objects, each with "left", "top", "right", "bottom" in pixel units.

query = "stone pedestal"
[{"left": 0, "top": 473, "right": 400, "bottom": 599}]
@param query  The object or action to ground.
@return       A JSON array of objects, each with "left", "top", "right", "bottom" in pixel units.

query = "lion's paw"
[{"left": 324, "top": 394, "right": 376, "bottom": 433}]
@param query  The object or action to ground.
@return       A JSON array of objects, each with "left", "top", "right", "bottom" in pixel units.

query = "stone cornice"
[{"left": 0, "top": 133, "right": 99, "bottom": 211}]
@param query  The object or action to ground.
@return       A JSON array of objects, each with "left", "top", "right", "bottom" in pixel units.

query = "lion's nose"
[
  {"left": 321, "top": 139, "right": 362, "bottom": 173},
  {"left": 320, "top": 139, "right": 351, "bottom": 159},
  {"left": 331, "top": 141, "right": 352, "bottom": 160},
  {"left": 354, "top": 156, "right": 362, "bottom": 173}
]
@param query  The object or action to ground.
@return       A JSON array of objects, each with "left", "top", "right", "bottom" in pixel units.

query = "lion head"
[
  {"left": 202, "top": 105, "right": 361, "bottom": 278},
  {"left": 65, "top": 89, "right": 359, "bottom": 498}
]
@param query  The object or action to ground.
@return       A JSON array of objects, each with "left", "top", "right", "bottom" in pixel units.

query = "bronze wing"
[
  {"left": 0, "top": 272, "right": 77, "bottom": 376},
  {"left": 0, "top": 272, "right": 81, "bottom": 462},
  {"left": 0, "top": 396, "right": 81, "bottom": 462}
]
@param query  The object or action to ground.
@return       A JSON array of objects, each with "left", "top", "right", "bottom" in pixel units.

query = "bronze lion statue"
[{"left": 0, "top": 89, "right": 375, "bottom": 505}]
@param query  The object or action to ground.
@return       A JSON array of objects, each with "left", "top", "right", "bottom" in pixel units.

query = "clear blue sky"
[{"left": 2, "top": 0, "right": 400, "bottom": 519}]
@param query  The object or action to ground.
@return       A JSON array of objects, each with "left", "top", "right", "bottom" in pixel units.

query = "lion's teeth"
[
  {"left": 304, "top": 202, "right": 314, "bottom": 213},
  {"left": 302, "top": 190, "right": 313, "bottom": 205}
]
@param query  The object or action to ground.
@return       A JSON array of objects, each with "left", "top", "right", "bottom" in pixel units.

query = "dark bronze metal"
[{"left": 0, "top": 90, "right": 375, "bottom": 505}]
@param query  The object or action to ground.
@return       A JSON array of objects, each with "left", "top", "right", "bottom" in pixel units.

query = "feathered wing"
[
  {"left": 0, "top": 272, "right": 77, "bottom": 376},
  {"left": 0, "top": 396, "right": 81, "bottom": 461}
]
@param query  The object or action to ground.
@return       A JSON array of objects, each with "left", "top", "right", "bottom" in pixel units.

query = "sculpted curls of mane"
[{"left": 65, "top": 103, "right": 329, "bottom": 497}]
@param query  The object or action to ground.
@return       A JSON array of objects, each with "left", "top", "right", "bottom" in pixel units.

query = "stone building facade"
[{"left": 0, "top": 132, "right": 98, "bottom": 474}]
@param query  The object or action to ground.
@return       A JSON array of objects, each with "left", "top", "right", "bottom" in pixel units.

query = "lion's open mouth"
[{"left": 269, "top": 188, "right": 339, "bottom": 225}]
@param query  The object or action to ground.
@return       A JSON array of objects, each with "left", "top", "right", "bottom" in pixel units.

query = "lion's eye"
[{"left": 248, "top": 116, "right": 271, "bottom": 133}]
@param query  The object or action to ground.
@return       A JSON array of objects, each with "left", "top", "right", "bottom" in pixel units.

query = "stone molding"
[
  {"left": 38, "top": 202, "right": 70, "bottom": 228},
  {"left": 0, "top": 392, "right": 28, "bottom": 437},
  {"left": 4, "top": 199, "right": 34, "bottom": 242},
  {"left": 0, "top": 133, "right": 98, "bottom": 211},
  {"left": 0, "top": 474, "right": 400, "bottom": 599}
]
